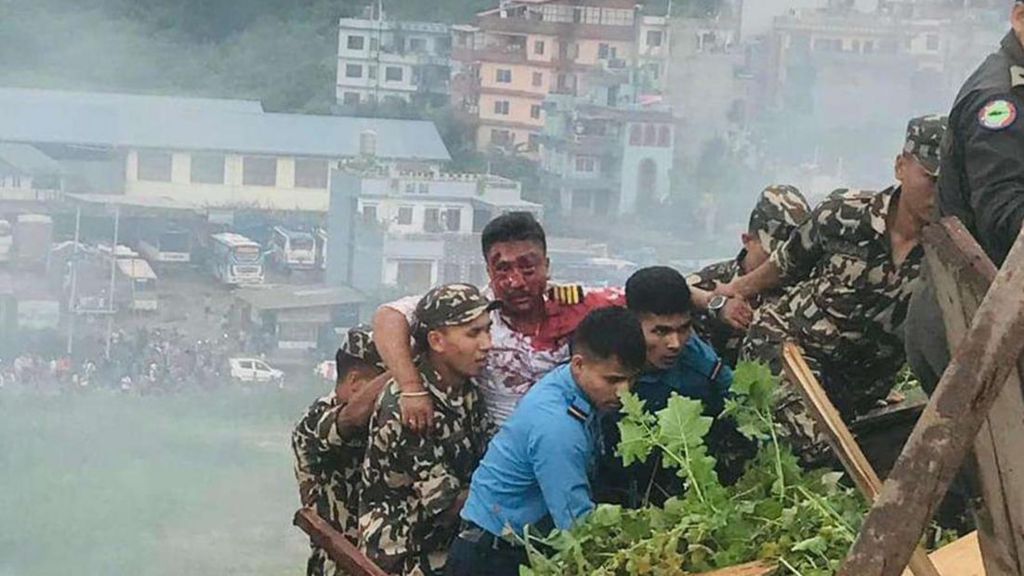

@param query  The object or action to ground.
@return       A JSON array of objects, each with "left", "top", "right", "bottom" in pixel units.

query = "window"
[
  {"left": 370, "top": 37, "right": 379, "bottom": 52},
  {"left": 345, "top": 63, "right": 363, "bottom": 78},
  {"left": 409, "top": 38, "right": 426, "bottom": 52},
  {"left": 496, "top": 68, "right": 512, "bottom": 83},
  {"left": 443, "top": 263, "right": 461, "bottom": 283},
  {"left": 534, "top": 40, "right": 545, "bottom": 55},
  {"left": 532, "top": 71, "right": 543, "bottom": 87},
  {"left": 530, "top": 104, "right": 541, "bottom": 119},
  {"left": 629, "top": 125, "right": 643, "bottom": 145},
  {"left": 362, "top": 204, "right": 378, "bottom": 223},
  {"left": 527, "top": 133, "right": 540, "bottom": 151},
  {"left": 385, "top": 66, "right": 403, "bottom": 82},
  {"left": 646, "top": 30, "right": 663, "bottom": 47},
  {"left": 863, "top": 40, "right": 874, "bottom": 53},
  {"left": 657, "top": 126, "right": 671, "bottom": 148},
  {"left": 445, "top": 208, "right": 461, "bottom": 232},
  {"left": 243, "top": 156, "right": 277, "bottom": 186},
  {"left": 347, "top": 35, "right": 365, "bottom": 50},
  {"left": 405, "top": 182, "right": 417, "bottom": 195},
  {"left": 396, "top": 261, "right": 433, "bottom": 292},
  {"left": 926, "top": 34, "right": 939, "bottom": 51},
  {"left": 294, "top": 158, "right": 328, "bottom": 189},
  {"left": 571, "top": 189, "right": 591, "bottom": 211},
  {"left": 494, "top": 100, "right": 510, "bottom": 115},
  {"left": 397, "top": 206, "right": 413, "bottom": 225},
  {"left": 644, "top": 124, "right": 657, "bottom": 146},
  {"left": 418, "top": 182, "right": 430, "bottom": 194},
  {"left": 575, "top": 156, "right": 596, "bottom": 173},
  {"left": 190, "top": 153, "right": 224, "bottom": 184},
  {"left": 137, "top": 151, "right": 172, "bottom": 182},
  {"left": 598, "top": 43, "right": 610, "bottom": 59},
  {"left": 342, "top": 92, "right": 361, "bottom": 105},
  {"left": 368, "top": 65, "right": 377, "bottom": 80},
  {"left": 424, "top": 208, "right": 442, "bottom": 232},
  {"left": 491, "top": 129, "right": 513, "bottom": 146}
]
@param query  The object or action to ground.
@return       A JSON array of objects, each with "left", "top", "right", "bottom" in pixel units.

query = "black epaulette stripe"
[
  {"left": 567, "top": 405, "right": 588, "bottom": 423},
  {"left": 710, "top": 360, "right": 723, "bottom": 382}
]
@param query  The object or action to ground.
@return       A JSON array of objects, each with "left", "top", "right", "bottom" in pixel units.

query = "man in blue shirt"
[
  {"left": 596, "top": 266, "right": 752, "bottom": 507},
  {"left": 446, "top": 307, "right": 647, "bottom": 576}
]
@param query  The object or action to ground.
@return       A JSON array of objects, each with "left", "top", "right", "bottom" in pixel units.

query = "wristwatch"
[{"left": 708, "top": 295, "right": 729, "bottom": 319}]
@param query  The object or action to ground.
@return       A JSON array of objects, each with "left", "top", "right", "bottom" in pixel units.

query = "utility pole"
[
  {"left": 66, "top": 205, "right": 81, "bottom": 355},
  {"left": 104, "top": 205, "right": 120, "bottom": 360}
]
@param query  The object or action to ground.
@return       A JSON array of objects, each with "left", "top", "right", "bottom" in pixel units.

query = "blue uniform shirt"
[
  {"left": 460, "top": 364, "right": 597, "bottom": 537},
  {"left": 633, "top": 333, "right": 733, "bottom": 416}
]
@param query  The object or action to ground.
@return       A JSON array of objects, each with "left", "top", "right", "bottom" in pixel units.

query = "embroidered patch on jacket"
[{"left": 978, "top": 100, "right": 1017, "bottom": 131}]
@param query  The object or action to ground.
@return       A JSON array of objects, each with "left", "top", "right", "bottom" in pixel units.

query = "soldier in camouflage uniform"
[
  {"left": 358, "top": 284, "right": 498, "bottom": 576},
  {"left": 717, "top": 115, "right": 948, "bottom": 463},
  {"left": 292, "top": 326, "right": 387, "bottom": 576},
  {"left": 687, "top": 185, "right": 811, "bottom": 366}
]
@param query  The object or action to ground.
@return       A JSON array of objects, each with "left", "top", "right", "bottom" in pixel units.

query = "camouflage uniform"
[
  {"left": 741, "top": 115, "right": 948, "bottom": 463},
  {"left": 688, "top": 185, "right": 810, "bottom": 366},
  {"left": 292, "top": 326, "right": 384, "bottom": 576},
  {"left": 358, "top": 284, "right": 497, "bottom": 576}
]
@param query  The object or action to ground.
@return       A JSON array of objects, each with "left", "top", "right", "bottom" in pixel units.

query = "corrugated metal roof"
[
  {"left": 0, "top": 87, "right": 264, "bottom": 114},
  {"left": 0, "top": 143, "right": 62, "bottom": 175},
  {"left": 0, "top": 88, "right": 451, "bottom": 161}
]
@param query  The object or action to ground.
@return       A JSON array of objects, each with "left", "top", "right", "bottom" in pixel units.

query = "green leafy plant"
[{"left": 522, "top": 361, "right": 869, "bottom": 576}]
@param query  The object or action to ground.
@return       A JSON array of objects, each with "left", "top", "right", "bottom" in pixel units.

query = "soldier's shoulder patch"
[
  {"left": 978, "top": 99, "right": 1017, "bottom": 131},
  {"left": 548, "top": 284, "right": 584, "bottom": 306},
  {"left": 566, "top": 403, "right": 589, "bottom": 423}
]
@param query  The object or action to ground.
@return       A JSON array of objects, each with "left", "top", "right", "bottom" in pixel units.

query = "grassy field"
[{"left": 0, "top": 383, "right": 328, "bottom": 576}]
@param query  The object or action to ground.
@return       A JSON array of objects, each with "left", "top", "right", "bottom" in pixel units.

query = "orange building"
[{"left": 451, "top": 0, "right": 666, "bottom": 157}]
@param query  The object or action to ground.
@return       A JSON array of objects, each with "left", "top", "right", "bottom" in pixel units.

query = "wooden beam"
[
  {"left": 781, "top": 342, "right": 941, "bottom": 576},
  {"left": 837, "top": 223, "right": 1024, "bottom": 576},
  {"left": 924, "top": 220, "right": 1024, "bottom": 576},
  {"left": 293, "top": 508, "right": 390, "bottom": 576}
]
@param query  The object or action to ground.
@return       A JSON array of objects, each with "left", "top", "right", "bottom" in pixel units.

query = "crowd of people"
[
  {"left": 290, "top": 9, "right": 1024, "bottom": 575},
  {"left": 0, "top": 328, "right": 238, "bottom": 394}
]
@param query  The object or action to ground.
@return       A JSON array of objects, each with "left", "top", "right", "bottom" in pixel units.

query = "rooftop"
[
  {"left": 0, "top": 143, "right": 62, "bottom": 175},
  {"left": 235, "top": 284, "right": 365, "bottom": 311},
  {"left": 0, "top": 87, "right": 451, "bottom": 161}
]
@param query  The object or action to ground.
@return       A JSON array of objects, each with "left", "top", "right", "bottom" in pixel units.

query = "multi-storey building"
[
  {"left": 336, "top": 8, "right": 452, "bottom": 108},
  {"left": 539, "top": 88, "right": 674, "bottom": 218},
  {"left": 328, "top": 163, "right": 541, "bottom": 292},
  {"left": 451, "top": 0, "right": 669, "bottom": 156}
]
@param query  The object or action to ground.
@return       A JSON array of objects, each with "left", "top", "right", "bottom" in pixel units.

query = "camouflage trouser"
[
  {"left": 741, "top": 308, "right": 833, "bottom": 465},
  {"left": 307, "top": 546, "right": 346, "bottom": 576}
]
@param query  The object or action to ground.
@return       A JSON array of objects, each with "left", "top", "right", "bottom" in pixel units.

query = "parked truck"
[{"left": 14, "top": 214, "right": 53, "bottom": 270}]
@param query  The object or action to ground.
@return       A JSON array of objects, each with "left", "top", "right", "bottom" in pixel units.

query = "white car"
[{"left": 229, "top": 358, "right": 284, "bottom": 386}]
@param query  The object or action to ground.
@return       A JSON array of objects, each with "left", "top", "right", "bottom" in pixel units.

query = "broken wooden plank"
[
  {"left": 781, "top": 342, "right": 941, "bottom": 576},
  {"left": 836, "top": 222, "right": 1024, "bottom": 576},
  {"left": 696, "top": 561, "right": 777, "bottom": 576},
  {"left": 925, "top": 219, "right": 1024, "bottom": 576},
  {"left": 293, "top": 507, "right": 389, "bottom": 576},
  {"left": 899, "top": 532, "right": 986, "bottom": 576}
]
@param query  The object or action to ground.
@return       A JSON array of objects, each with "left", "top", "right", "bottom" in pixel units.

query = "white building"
[
  {"left": 329, "top": 165, "right": 541, "bottom": 292},
  {"left": 0, "top": 88, "right": 451, "bottom": 213},
  {"left": 336, "top": 13, "right": 452, "bottom": 107}
]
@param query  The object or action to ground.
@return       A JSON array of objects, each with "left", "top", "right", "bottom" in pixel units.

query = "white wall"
[{"left": 124, "top": 150, "right": 333, "bottom": 212}]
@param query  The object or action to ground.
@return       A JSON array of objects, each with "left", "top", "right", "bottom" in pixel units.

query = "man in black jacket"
[{"left": 907, "top": 1, "right": 1024, "bottom": 390}]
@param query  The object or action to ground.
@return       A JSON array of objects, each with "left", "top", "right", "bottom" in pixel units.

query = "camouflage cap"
[
  {"left": 748, "top": 185, "right": 811, "bottom": 255},
  {"left": 415, "top": 283, "right": 500, "bottom": 332},
  {"left": 903, "top": 114, "right": 948, "bottom": 176},
  {"left": 341, "top": 324, "right": 385, "bottom": 370}
]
